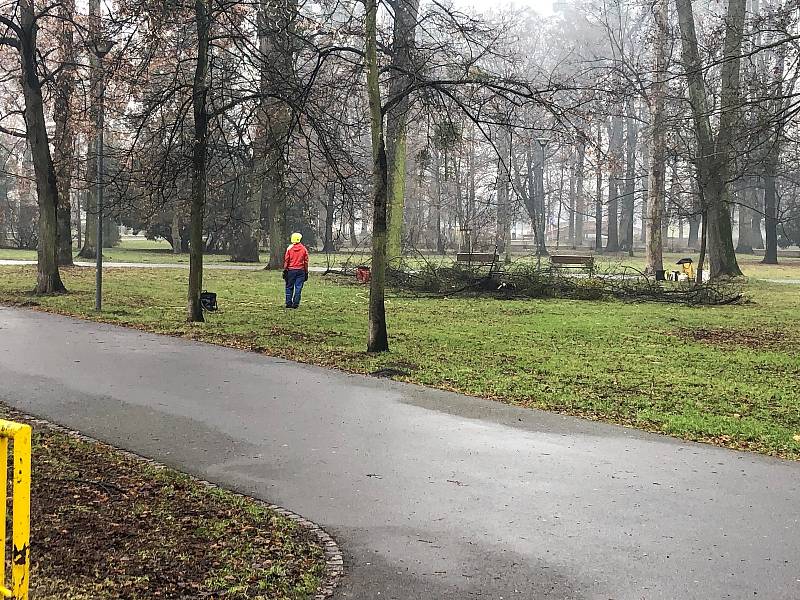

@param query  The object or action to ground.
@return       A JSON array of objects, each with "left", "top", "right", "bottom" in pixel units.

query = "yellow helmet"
[{"left": 291, "top": 232, "right": 302, "bottom": 244}]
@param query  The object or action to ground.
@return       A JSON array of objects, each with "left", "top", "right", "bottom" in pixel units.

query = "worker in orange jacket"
[{"left": 283, "top": 232, "right": 309, "bottom": 308}]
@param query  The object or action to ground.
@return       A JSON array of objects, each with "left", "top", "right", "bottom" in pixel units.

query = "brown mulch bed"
[{"left": 1, "top": 408, "right": 324, "bottom": 599}]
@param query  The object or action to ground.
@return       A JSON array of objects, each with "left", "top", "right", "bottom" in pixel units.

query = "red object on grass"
[{"left": 356, "top": 266, "right": 371, "bottom": 283}]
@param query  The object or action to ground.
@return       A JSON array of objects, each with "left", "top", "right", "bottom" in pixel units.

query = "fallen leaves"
[{"left": 3, "top": 408, "right": 325, "bottom": 600}]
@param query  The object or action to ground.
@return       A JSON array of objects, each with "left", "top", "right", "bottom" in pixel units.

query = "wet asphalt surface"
[{"left": 0, "top": 307, "right": 798, "bottom": 599}]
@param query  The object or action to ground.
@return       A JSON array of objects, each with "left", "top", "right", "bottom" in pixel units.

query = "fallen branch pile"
[{"left": 386, "top": 264, "right": 744, "bottom": 306}]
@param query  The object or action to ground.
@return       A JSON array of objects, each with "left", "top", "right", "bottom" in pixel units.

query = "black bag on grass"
[{"left": 200, "top": 291, "right": 218, "bottom": 311}]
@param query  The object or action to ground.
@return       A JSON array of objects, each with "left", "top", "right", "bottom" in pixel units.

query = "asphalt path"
[{"left": 0, "top": 307, "right": 798, "bottom": 599}]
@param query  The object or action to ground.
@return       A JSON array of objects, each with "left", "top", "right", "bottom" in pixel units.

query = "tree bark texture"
[
  {"left": 53, "top": 0, "right": 76, "bottom": 266},
  {"left": 256, "top": 0, "right": 296, "bottom": 268},
  {"left": 605, "top": 113, "right": 622, "bottom": 252},
  {"left": 675, "top": 0, "right": 743, "bottom": 277},
  {"left": 385, "top": 0, "right": 420, "bottom": 264},
  {"left": 496, "top": 129, "right": 511, "bottom": 261},
  {"left": 620, "top": 99, "right": 637, "bottom": 254},
  {"left": 735, "top": 183, "right": 754, "bottom": 254},
  {"left": 575, "top": 136, "right": 585, "bottom": 246},
  {"left": 762, "top": 171, "right": 778, "bottom": 264},
  {"left": 646, "top": 0, "right": 667, "bottom": 274},
  {"left": 595, "top": 121, "right": 603, "bottom": 250},
  {"left": 567, "top": 157, "right": 576, "bottom": 245},
  {"left": 323, "top": 182, "right": 335, "bottom": 252},
  {"left": 78, "top": 0, "right": 101, "bottom": 259},
  {"left": 365, "top": 0, "right": 389, "bottom": 352},
  {"left": 188, "top": 0, "right": 210, "bottom": 322},
  {"left": 18, "top": 0, "right": 66, "bottom": 293}
]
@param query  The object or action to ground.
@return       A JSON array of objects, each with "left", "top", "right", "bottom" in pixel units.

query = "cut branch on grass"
[{"left": 386, "top": 264, "right": 744, "bottom": 305}]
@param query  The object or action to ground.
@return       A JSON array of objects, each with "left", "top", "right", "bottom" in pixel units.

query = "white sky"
[{"left": 452, "top": 0, "right": 555, "bottom": 17}]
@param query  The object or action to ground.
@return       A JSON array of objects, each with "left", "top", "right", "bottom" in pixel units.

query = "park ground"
[
  {"left": 0, "top": 405, "right": 325, "bottom": 599},
  {"left": 2, "top": 237, "right": 800, "bottom": 278},
  {"left": 0, "top": 240, "right": 798, "bottom": 459}
]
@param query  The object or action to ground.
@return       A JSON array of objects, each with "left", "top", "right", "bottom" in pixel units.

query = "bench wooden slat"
[
  {"left": 550, "top": 255, "right": 594, "bottom": 265},
  {"left": 456, "top": 253, "right": 499, "bottom": 264}
]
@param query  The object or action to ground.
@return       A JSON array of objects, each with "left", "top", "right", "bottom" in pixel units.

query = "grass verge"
[
  {"left": 0, "top": 265, "right": 798, "bottom": 459},
  {"left": 0, "top": 406, "right": 325, "bottom": 599}
]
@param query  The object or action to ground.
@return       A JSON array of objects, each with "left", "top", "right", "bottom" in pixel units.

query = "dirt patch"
[
  {"left": 268, "top": 325, "right": 342, "bottom": 344},
  {"left": 0, "top": 407, "right": 325, "bottom": 599},
  {"left": 674, "top": 327, "right": 797, "bottom": 351}
]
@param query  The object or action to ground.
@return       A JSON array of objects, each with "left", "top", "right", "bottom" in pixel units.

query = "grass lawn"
[
  {"left": 0, "top": 406, "right": 325, "bottom": 599},
  {"left": 1, "top": 264, "right": 798, "bottom": 459}
]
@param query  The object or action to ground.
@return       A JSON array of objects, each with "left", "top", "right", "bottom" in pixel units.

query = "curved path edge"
[{"left": 11, "top": 408, "right": 344, "bottom": 600}]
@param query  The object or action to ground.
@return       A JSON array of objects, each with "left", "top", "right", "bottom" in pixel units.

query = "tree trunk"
[
  {"left": 256, "top": 0, "right": 295, "bottom": 269},
  {"left": 323, "top": 182, "right": 335, "bottom": 252},
  {"left": 640, "top": 190, "right": 648, "bottom": 244},
  {"left": 688, "top": 179, "right": 701, "bottom": 248},
  {"left": 172, "top": 208, "right": 182, "bottom": 254},
  {"left": 74, "top": 190, "right": 82, "bottom": 249},
  {"left": 567, "top": 155, "right": 576, "bottom": 246},
  {"left": 639, "top": 111, "right": 649, "bottom": 245},
  {"left": 575, "top": 136, "right": 585, "bottom": 246},
  {"left": 385, "top": 0, "right": 420, "bottom": 264},
  {"left": 646, "top": 0, "right": 667, "bottom": 274},
  {"left": 18, "top": 0, "right": 66, "bottom": 293},
  {"left": 365, "top": 0, "right": 389, "bottom": 352},
  {"left": 675, "top": 0, "right": 743, "bottom": 277},
  {"left": 496, "top": 129, "right": 511, "bottom": 261},
  {"left": 621, "top": 99, "right": 637, "bottom": 255},
  {"left": 760, "top": 39, "right": 785, "bottom": 264},
  {"left": 595, "top": 121, "right": 603, "bottom": 251},
  {"left": 535, "top": 141, "right": 549, "bottom": 256},
  {"left": 53, "top": 0, "right": 76, "bottom": 266},
  {"left": 696, "top": 209, "right": 707, "bottom": 283},
  {"left": 386, "top": 132, "right": 407, "bottom": 262},
  {"left": 348, "top": 206, "right": 357, "bottom": 246},
  {"left": 762, "top": 171, "right": 778, "bottom": 264},
  {"left": 187, "top": 0, "right": 210, "bottom": 322},
  {"left": 751, "top": 198, "right": 764, "bottom": 249},
  {"left": 231, "top": 185, "right": 260, "bottom": 262},
  {"left": 735, "top": 183, "right": 754, "bottom": 254},
  {"left": 78, "top": 143, "right": 97, "bottom": 258},
  {"left": 605, "top": 113, "right": 622, "bottom": 252},
  {"left": 77, "top": 0, "right": 101, "bottom": 260}
]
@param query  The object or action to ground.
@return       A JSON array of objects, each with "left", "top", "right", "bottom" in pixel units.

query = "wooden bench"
[
  {"left": 456, "top": 252, "right": 500, "bottom": 271},
  {"left": 549, "top": 254, "right": 595, "bottom": 276}
]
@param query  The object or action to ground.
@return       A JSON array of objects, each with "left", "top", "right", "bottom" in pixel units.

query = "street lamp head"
[
  {"left": 536, "top": 137, "right": 549, "bottom": 149},
  {"left": 94, "top": 38, "right": 116, "bottom": 59}
]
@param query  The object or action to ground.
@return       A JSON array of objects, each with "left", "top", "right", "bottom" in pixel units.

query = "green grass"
[{"left": 1, "top": 264, "right": 798, "bottom": 458}]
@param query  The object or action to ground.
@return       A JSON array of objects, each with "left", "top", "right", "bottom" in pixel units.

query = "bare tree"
[
  {"left": 645, "top": 0, "right": 667, "bottom": 275},
  {"left": 1, "top": 0, "right": 67, "bottom": 293},
  {"left": 675, "top": 0, "right": 745, "bottom": 277}
]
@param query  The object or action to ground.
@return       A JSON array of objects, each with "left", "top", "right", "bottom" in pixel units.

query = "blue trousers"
[{"left": 285, "top": 269, "right": 306, "bottom": 307}]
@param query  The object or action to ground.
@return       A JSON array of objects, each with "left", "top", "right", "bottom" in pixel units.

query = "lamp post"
[
  {"left": 94, "top": 38, "right": 114, "bottom": 312},
  {"left": 535, "top": 137, "right": 549, "bottom": 257}
]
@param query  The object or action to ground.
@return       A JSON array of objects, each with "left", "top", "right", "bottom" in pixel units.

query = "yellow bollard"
[{"left": 0, "top": 420, "right": 31, "bottom": 600}]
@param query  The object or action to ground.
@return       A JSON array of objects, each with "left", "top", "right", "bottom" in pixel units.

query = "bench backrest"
[
  {"left": 550, "top": 255, "right": 594, "bottom": 265},
  {"left": 456, "top": 253, "right": 499, "bottom": 264}
]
